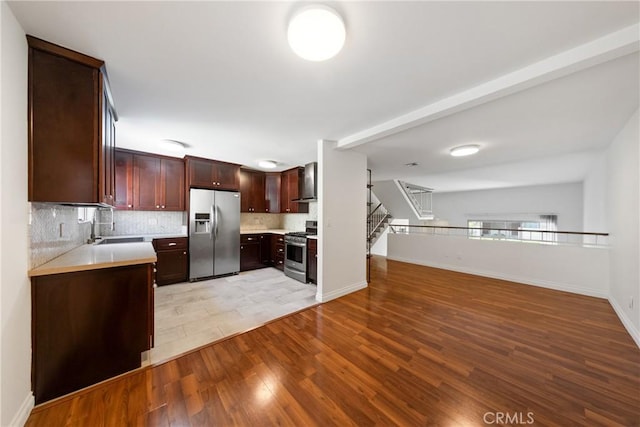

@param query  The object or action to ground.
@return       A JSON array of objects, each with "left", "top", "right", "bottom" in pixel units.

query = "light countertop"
[
  {"left": 96, "top": 233, "right": 188, "bottom": 242},
  {"left": 240, "top": 229, "right": 294, "bottom": 235},
  {"left": 29, "top": 242, "right": 157, "bottom": 277}
]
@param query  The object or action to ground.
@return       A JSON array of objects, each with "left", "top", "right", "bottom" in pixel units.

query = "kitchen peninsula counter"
[{"left": 29, "top": 242, "right": 157, "bottom": 277}]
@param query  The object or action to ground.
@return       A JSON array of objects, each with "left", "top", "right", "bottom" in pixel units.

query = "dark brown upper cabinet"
[
  {"left": 115, "top": 149, "right": 184, "bottom": 211},
  {"left": 280, "top": 167, "right": 308, "bottom": 213},
  {"left": 185, "top": 156, "right": 240, "bottom": 191},
  {"left": 265, "top": 172, "right": 281, "bottom": 213},
  {"left": 28, "top": 35, "right": 115, "bottom": 205},
  {"left": 239, "top": 169, "right": 266, "bottom": 213}
]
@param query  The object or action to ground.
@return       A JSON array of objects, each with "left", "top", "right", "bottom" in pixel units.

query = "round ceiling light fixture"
[
  {"left": 287, "top": 5, "right": 346, "bottom": 61},
  {"left": 258, "top": 160, "right": 278, "bottom": 169},
  {"left": 450, "top": 144, "right": 480, "bottom": 157},
  {"left": 160, "top": 139, "right": 186, "bottom": 152}
]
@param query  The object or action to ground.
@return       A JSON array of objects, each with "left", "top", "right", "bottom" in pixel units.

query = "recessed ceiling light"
[
  {"left": 287, "top": 5, "right": 346, "bottom": 61},
  {"left": 450, "top": 144, "right": 480, "bottom": 157},
  {"left": 258, "top": 160, "right": 278, "bottom": 169},
  {"left": 160, "top": 139, "right": 186, "bottom": 152}
]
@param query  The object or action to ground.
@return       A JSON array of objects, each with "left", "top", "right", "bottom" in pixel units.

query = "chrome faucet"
[{"left": 88, "top": 208, "right": 98, "bottom": 243}]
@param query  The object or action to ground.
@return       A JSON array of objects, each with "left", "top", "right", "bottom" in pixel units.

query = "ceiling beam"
[{"left": 337, "top": 24, "right": 640, "bottom": 150}]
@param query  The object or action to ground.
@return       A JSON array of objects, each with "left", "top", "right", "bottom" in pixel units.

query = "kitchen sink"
[{"left": 96, "top": 237, "right": 145, "bottom": 245}]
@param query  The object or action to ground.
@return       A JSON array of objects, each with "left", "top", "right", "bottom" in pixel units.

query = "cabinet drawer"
[
  {"left": 241, "top": 234, "right": 261, "bottom": 244},
  {"left": 274, "top": 243, "right": 285, "bottom": 257},
  {"left": 153, "top": 237, "right": 188, "bottom": 251},
  {"left": 273, "top": 234, "right": 285, "bottom": 244}
]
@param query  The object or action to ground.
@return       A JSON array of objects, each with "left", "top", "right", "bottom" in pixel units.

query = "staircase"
[
  {"left": 367, "top": 203, "right": 392, "bottom": 246},
  {"left": 396, "top": 180, "right": 434, "bottom": 220}
]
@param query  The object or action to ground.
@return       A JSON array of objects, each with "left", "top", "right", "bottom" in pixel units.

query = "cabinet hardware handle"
[
  {"left": 156, "top": 205, "right": 160, "bottom": 208},
  {"left": 168, "top": 242, "right": 177, "bottom": 246},
  {"left": 161, "top": 205, "right": 165, "bottom": 209},
  {"left": 128, "top": 204, "right": 132, "bottom": 208},
  {"left": 183, "top": 251, "right": 187, "bottom": 255},
  {"left": 247, "top": 238, "right": 254, "bottom": 241}
]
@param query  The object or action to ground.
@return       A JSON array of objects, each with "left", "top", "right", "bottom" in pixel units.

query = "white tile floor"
[{"left": 144, "top": 268, "right": 318, "bottom": 365}]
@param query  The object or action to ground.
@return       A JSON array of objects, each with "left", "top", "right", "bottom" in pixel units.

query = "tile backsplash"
[
  {"left": 30, "top": 203, "right": 90, "bottom": 268},
  {"left": 99, "top": 210, "right": 186, "bottom": 236},
  {"left": 241, "top": 203, "right": 318, "bottom": 231},
  {"left": 30, "top": 201, "right": 318, "bottom": 268}
]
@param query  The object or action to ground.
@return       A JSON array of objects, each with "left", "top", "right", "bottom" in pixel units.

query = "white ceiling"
[{"left": 8, "top": 1, "right": 640, "bottom": 191}]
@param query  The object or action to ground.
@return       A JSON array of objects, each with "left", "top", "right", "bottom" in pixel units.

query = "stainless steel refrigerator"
[{"left": 189, "top": 188, "right": 240, "bottom": 280}]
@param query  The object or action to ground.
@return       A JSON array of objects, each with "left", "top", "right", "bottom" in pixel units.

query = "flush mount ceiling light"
[
  {"left": 258, "top": 160, "right": 278, "bottom": 169},
  {"left": 160, "top": 139, "right": 186, "bottom": 152},
  {"left": 450, "top": 144, "right": 480, "bottom": 157},
  {"left": 287, "top": 5, "right": 346, "bottom": 61}
]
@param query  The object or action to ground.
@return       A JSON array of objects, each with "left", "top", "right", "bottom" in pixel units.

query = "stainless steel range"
[{"left": 284, "top": 220, "right": 317, "bottom": 283}]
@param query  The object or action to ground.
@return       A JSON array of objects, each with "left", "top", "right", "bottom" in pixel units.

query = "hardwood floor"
[{"left": 26, "top": 257, "right": 640, "bottom": 426}]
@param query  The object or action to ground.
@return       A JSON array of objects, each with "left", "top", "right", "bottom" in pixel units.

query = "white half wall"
[
  {"left": 1, "top": 2, "right": 34, "bottom": 425},
  {"left": 317, "top": 140, "right": 367, "bottom": 302},
  {"left": 388, "top": 233, "right": 609, "bottom": 298},
  {"left": 432, "top": 182, "right": 584, "bottom": 231},
  {"left": 605, "top": 109, "right": 639, "bottom": 347}
]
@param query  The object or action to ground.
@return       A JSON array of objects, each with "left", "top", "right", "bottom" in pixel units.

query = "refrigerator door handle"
[
  {"left": 210, "top": 205, "right": 215, "bottom": 240},
  {"left": 214, "top": 206, "right": 220, "bottom": 239}
]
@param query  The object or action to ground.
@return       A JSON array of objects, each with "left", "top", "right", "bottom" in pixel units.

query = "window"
[{"left": 467, "top": 215, "right": 558, "bottom": 243}]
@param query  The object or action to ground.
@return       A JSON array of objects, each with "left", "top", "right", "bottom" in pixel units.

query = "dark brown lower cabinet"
[
  {"left": 153, "top": 237, "right": 188, "bottom": 285},
  {"left": 260, "top": 234, "right": 272, "bottom": 266},
  {"left": 307, "top": 238, "right": 318, "bottom": 284},
  {"left": 272, "top": 234, "right": 285, "bottom": 271},
  {"left": 31, "top": 263, "right": 153, "bottom": 404},
  {"left": 240, "top": 234, "right": 262, "bottom": 271}
]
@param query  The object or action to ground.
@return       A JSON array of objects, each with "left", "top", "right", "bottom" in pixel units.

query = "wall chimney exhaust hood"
[{"left": 294, "top": 162, "right": 318, "bottom": 202}]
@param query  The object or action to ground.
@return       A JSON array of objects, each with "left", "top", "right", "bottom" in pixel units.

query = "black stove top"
[{"left": 285, "top": 220, "right": 317, "bottom": 238}]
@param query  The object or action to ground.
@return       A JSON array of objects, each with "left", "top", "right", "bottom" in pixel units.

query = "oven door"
[
  {"left": 285, "top": 240, "right": 307, "bottom": 271},
  {"left": 284, "top": 239, "right": 307, "bottom": 283}
]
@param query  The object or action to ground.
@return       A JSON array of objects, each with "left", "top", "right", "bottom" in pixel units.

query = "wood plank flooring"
[{"left": 26, "top": 256, "right": 640, "bottom": 426}]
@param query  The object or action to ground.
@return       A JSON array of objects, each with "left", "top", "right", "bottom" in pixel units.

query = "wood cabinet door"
[
  {"left": 155, "top": 249, "right": 188, "bottom": 285},
  {"left": 251, "top": 172, "right": 266, "bottom": 212},
  {"left": 188, "top": 158, "right": 215, "bottom": 189},
  {"left": 160, "top": 157, "right": 185, "bottom": 211},
  {"left": 280, "top": 171, "right": 290, "bottom": 213},
  {"left": 28, "top": 45, "right": 101, "bottom": 203},
  {"left": 114, "top": 150, "right": 133, "bottom": 209},
  {"left": 215, "top": 162, "right": 240, "bottom": 191},
  {"left": 307, "top": 239, "right": 318, "bottom": 284},
  {"left": 260, "top": 234, "right": 272, "bottom": 265},
  {"left": 101, "top": 89, "right": 116, "bottom": 206},
  {"left": 133, "top": 154, "right": 161, "bottom": 210},
  {"left": 265, "top": 173, "right": 280, "bottom": 213},
  {"left": 240, "top": 242, "right": 261, "bottom": 271},
  {"left": 239, "top": 169, "right": 252, "bottom": 212}
]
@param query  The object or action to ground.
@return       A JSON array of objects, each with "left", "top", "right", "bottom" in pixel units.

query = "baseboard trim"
[
  {"left": 9, "top": 392, "right": 34, "bottom": 427},
  {"left": 316, "top": 281, "right": 368, "bottom": 303},
  {"left": 387, "top": 256, "right": 608, "bottom": 299},
  {"left": 608, "top": 296, "right": 640, "bottom": 349}
]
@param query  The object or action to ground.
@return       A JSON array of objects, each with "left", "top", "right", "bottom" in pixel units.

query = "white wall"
[
  {"left": 583, "top": 153, "right": 608, "bottom": 233},
  {"left": 1, "top": 2, "right": 33, "bottom": 425},
  {"left": 388, "top": 233, "right": 609, "bottom": 298},
  {"left": 432, "top": 182, "right": 584, "bottom": 231},
  {"left": 605, "top": 109, "right": 640, "bottom": 346},
  {"left": 317, "top": 140, "right": 367, "bottom": 302}
]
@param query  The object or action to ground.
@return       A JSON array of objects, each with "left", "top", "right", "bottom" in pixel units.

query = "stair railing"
[
  {"left": 367, "top": 203, "right": 390, "bottom": 240},
  {"left": 396, "top": 180, "right": 434, "bottom": 220}
]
